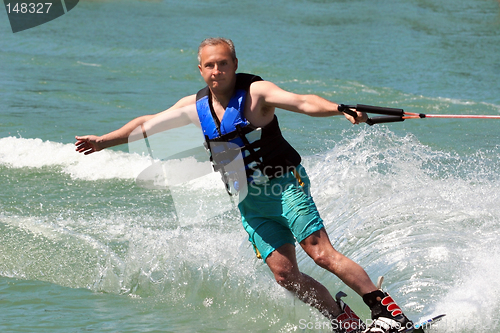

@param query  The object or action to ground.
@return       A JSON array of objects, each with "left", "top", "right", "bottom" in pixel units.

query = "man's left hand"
[{"left": 344, "top": 110, "right": 368, "bottom": 124}]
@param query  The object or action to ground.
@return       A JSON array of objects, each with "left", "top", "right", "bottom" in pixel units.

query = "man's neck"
[
  {"left": 211, "top": 88, "right": 234, "bottom": 109},
  {"left": 209, "top": 75, "right": 237, "bottom": 109}
]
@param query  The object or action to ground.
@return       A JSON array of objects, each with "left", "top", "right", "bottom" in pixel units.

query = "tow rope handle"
[
  {"left": 338, "top": 104, "right": 418, "bottom": 126},
  {"left": 349, "top": 103, "right": 500, "bottom": 126},
  {"left": 339, "top": 103, "right": 500, "bottom": 124}
]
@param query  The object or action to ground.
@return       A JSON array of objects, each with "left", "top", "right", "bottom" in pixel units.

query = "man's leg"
[
  {"left": 299, "top": 228, "right": 377, "bottom": 296},
  {"left": 265, "top": 242, "right": 343, "bottom": 319},
  {"left": 300, "top": 228, "right": 414, "bottom": 332}
]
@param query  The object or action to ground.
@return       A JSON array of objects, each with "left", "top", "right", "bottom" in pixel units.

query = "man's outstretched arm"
[
  {"left": 75, "top": 95, "right": 197, "bottom": 155},
  {"left": 252, "top": 81, "right": 367, "bottom": 124}
]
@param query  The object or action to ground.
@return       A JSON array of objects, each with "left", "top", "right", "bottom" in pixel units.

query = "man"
[{"left": 75, "top": 37, "right": 412, "bottom": 333}]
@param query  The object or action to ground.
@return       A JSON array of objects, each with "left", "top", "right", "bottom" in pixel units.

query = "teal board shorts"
[{"left": 238, "top": 164, "right": 324, "bottom": 262}]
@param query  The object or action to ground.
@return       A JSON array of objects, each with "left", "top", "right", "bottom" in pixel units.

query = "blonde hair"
[{"left": 198, "top": 37, "right": 237, "bottom": 64}]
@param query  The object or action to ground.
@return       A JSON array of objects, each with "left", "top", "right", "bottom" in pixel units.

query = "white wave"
[
  {"left": 430, "top": 247, "right": 500, "bottom": 332},
  {"left": 0, "top": 136, "right": 152, "bottom": 180},
  {"left": 297, "top": 127, "right": 500, "bottom": 327}
]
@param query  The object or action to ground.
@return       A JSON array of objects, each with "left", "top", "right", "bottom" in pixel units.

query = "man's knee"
[
  {"left": 310, "top": 249, "right": 342, "bottom": 269},
  {"left": 301, "top": 229, "right": 342, "bottom": 269},
  {"left": 273, "top": 269, "right": 301, "bottom": 290}
]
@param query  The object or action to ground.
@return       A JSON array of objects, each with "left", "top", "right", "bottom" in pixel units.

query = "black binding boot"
[{"left": 362, "top": 277, "right": 413, "bottom": 333}]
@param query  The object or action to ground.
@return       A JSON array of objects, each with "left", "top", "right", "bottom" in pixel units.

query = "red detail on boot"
[
  {"left": 382, "top": 296, "right": 402, "bottom": 317},
  {"left": 381, "top": 296, "right": 394, "bottom": 306}
]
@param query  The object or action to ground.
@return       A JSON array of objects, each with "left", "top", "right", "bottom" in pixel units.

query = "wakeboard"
[{"left": 407, "top": 314, "right": 446, "bottom": 333}]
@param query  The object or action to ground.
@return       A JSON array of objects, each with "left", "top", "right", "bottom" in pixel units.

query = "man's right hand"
[{"left": 75, "top": 135, "right": 102, "bottom": 155}]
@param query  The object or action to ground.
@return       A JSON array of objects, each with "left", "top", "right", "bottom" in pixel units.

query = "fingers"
[
  {"left": 75, "top": 135, "right": 87, "bottom": 141},
  {"left": 75, "top": 143, "right": 94, "bottom": 154},
  {"left": 347, "top": 111, "right": 368, "bottom": 124},
  {"left": 357, "top": 111, "right": 368, "bottom": 123},
  {"left": 74, "top": 135, "right": 96, "bottom": 154},
  {"left": 75, "top": 136, "right": 87, "bottom": 147},
  {"left": 343, "top": 112, "right": 358, "bottom": 124}
]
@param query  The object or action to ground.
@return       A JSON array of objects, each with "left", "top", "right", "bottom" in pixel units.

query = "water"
[{"left": 1, "top": 0, "right": 500, "bottom": 332}]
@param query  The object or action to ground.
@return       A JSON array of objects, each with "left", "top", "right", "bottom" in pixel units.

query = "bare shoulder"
[
  {"left": 145, "top": 94, "right": 199, "bottom": 131},
  {"left": 153, "top": 94, "right": 197, "bottom": 122},
  {"left": 245, "top": 81, "right": 280, "bottom": 125},
  {"left": 249, "top": 80, "right": 301, "bottom": 110},
  {"left": 164, "top": 94, "right": 197, "bottom": 117},
  {"left": 173, "top": 94, "right": 197, "bottom": 108},
  {"left": 172, "top": 95, "right": 199, "bottom": 125},
  {"left": 249, "top": 80, "right": 281, "bottom": 98}
]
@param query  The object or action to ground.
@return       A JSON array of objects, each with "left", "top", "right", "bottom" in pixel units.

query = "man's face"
[{"left": 198, "top": 44, "right": 238, "bottom": 94}]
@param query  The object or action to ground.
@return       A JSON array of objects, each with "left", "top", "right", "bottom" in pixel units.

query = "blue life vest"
[{"left": 196, "top": 73, "right": 301, "bottom": 193}]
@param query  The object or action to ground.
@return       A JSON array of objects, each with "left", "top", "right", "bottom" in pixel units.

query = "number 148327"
[{"left": 6, "top": 3, "right": 53, "bottom": 14}]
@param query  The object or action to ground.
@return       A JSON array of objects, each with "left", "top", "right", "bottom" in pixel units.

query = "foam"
[
  {"left": 299, "top": 127, "right": 500, "bottom": 328},
  {"left": 2, "top": 130, "right": 500, "bottom": 330},
  {"left": 430, "top": 248, "right": 500, "bottom": 332},
  {"left": 0, "top": 136, "right": 152, "bottom": 180}
]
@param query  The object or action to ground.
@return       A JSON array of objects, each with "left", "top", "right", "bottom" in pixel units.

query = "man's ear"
[
  {"left": 234, "top": 58, "right": 238, "bottom": 71},
  {"left": 198, "top": 64, "right": 202, "bottom": 73}
]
